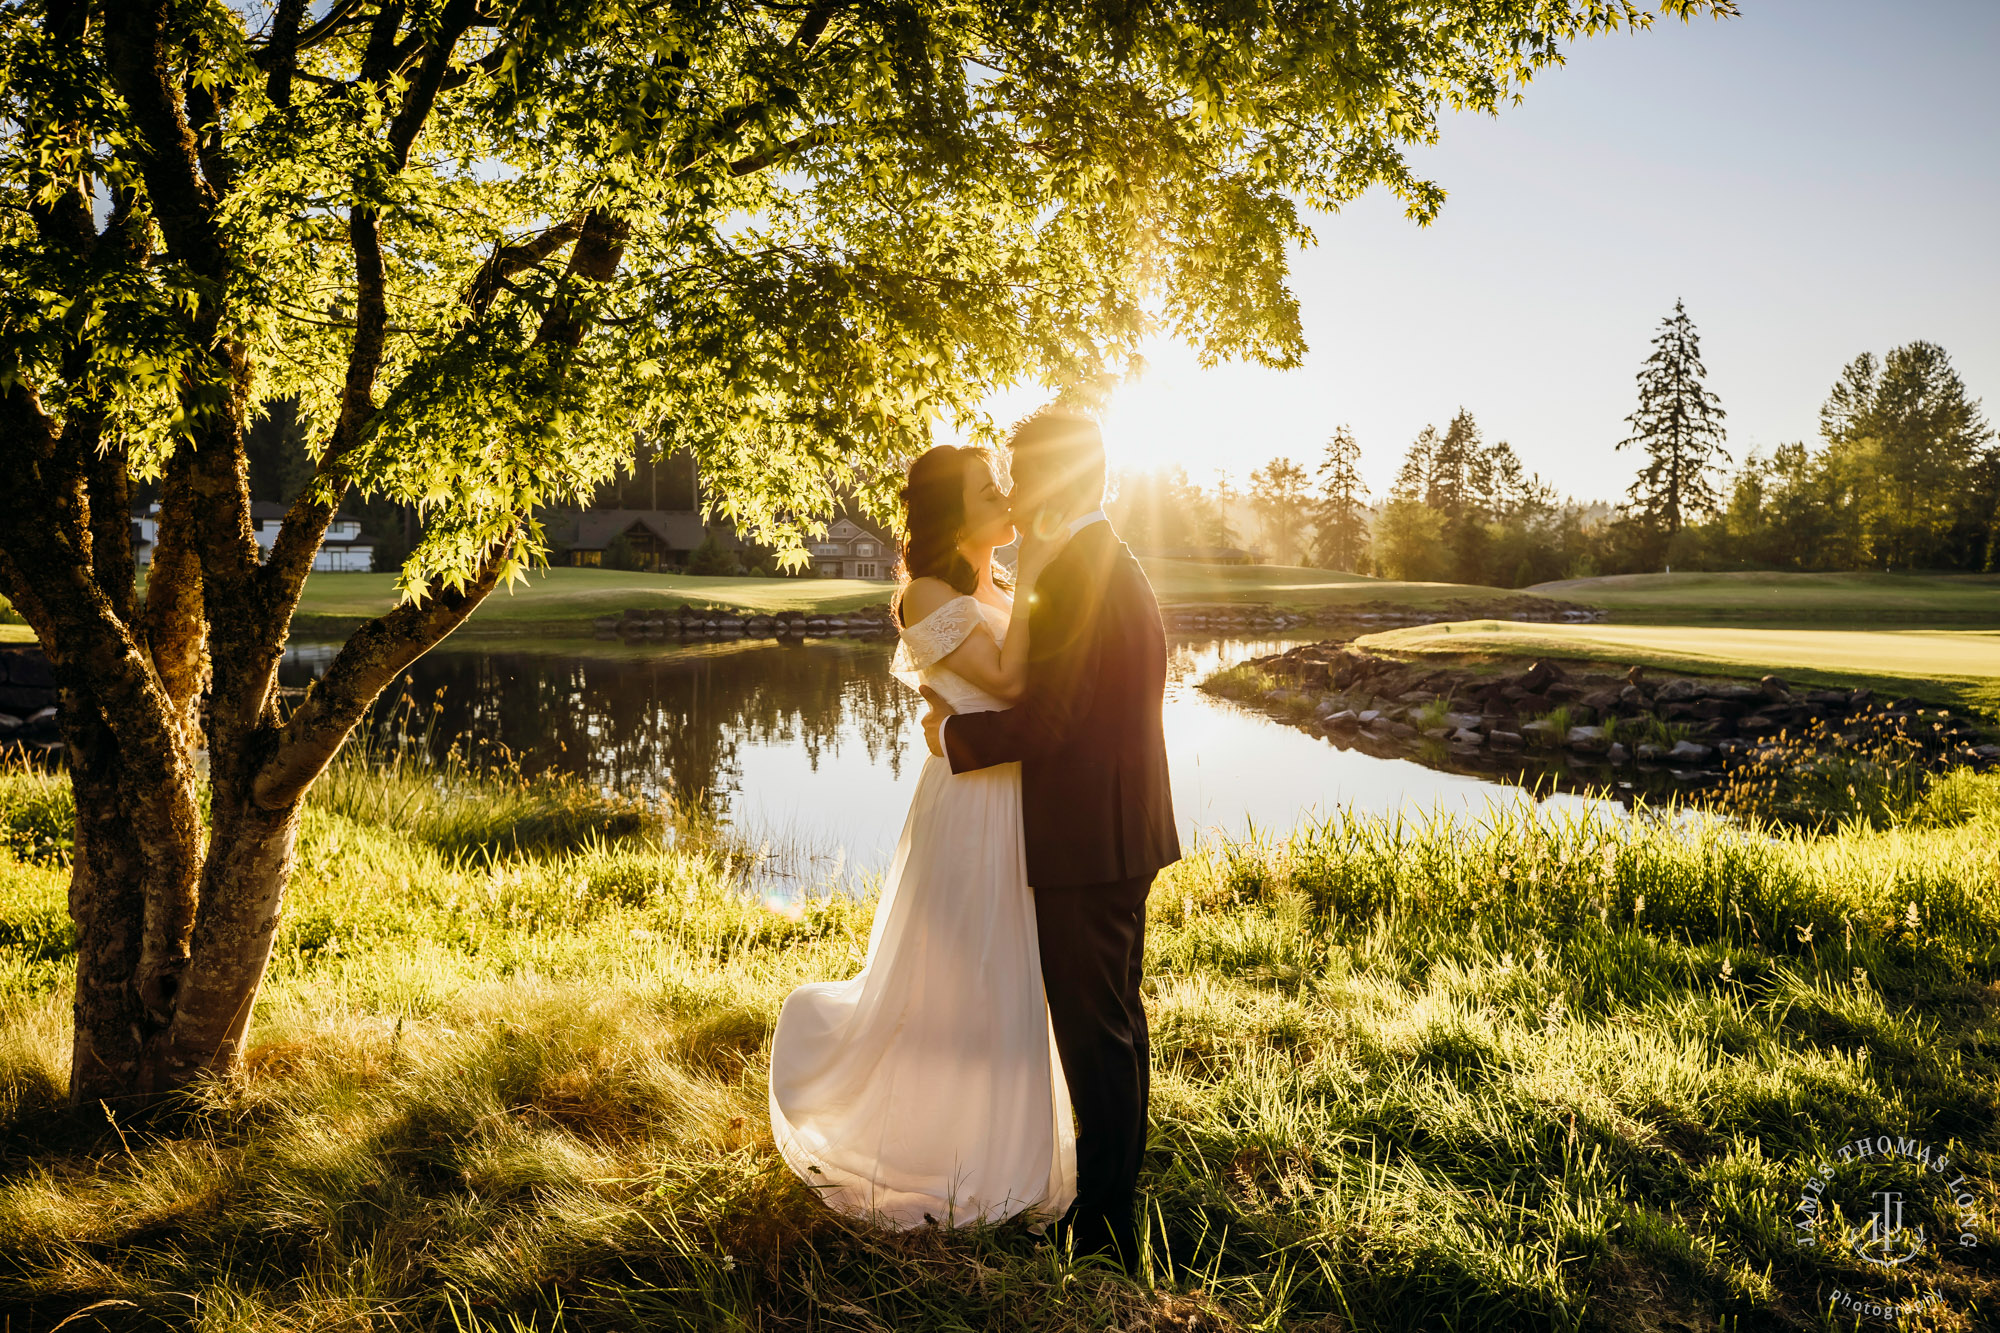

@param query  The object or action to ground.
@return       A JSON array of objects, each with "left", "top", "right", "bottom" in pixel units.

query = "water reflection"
[{"left": 282, "top": 634, "right": 1620, "bottom": 883}]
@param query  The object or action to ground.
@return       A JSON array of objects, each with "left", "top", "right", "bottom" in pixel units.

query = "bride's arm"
[{"left": 902, "top": 578, "right": 1027, "bottom": 704}]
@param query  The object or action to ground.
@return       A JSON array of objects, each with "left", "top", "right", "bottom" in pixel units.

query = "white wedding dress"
[{"left": 768, "top": 594, "right": 1077, "bottom": 1228}]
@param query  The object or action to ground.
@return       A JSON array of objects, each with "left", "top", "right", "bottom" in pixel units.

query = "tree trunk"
[
  {"left": 59, "top": 683, "right": 202, "bottom": 1105},
  {"left": 158, "top": 798, "right": 303, "bottom": 1084}
]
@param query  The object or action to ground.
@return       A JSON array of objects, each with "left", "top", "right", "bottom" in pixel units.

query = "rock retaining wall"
[
  {"left": 1160, "top": 593, "right": 1599, "bottom": 634},
  {"left": 594, "top": 604, "right": 901, "bottom": 640},
  {"left": 0, "top": 646, "right": 60, "bottom": 757},
  {"left": 1211, "top": 641, "right": 2000, "bottom": 778}
]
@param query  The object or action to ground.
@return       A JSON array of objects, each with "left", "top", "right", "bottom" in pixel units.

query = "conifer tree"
[
  {"left": 1618, "top": 300, "right": 1729, "bottom": 539},
  {"left": 1312, "top": 427, "right": 1369, "bottom": 571}
]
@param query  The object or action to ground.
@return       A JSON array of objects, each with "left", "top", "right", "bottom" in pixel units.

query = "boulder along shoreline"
[{"left": 1205, "top": 640, "right": 2000, "bottom": 788}]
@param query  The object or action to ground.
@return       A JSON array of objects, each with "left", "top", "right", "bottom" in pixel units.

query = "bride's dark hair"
[{"left": 893, "top": 445, "right": 1008, "bottom": 626}]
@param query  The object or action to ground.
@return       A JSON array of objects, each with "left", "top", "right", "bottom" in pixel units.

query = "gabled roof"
[{"left": 565, "top": 508, "right": 738, "bottom": 552}]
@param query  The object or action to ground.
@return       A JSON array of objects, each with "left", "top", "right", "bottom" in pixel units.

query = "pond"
[{"left": 282, "top": 634, "right": 1638, "bottom": 889}]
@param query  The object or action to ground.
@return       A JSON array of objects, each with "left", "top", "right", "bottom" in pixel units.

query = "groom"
[{"left": 920, "top": 408, "right": 1180, "bottom": 1270}]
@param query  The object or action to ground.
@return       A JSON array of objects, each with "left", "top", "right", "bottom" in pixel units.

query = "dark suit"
[{"left": 942, "top": 519, "right": 1179, "bottom": 1265}]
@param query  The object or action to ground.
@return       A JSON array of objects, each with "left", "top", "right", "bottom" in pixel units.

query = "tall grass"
[
  {"left": 308, "top": 688, "right": 665, "bottom": 861},
  {"left": 2, "top": 769, "right": 1998, "bottom": 1330}
]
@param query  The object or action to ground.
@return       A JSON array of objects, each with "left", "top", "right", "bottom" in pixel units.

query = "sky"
[{"left": 961, "top": 0, "right": 2000, "bottom": 504}]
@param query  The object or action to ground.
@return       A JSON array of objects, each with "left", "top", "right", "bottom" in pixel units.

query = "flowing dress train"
[{"left": 767, "top": 594, "right": 1077, "bottom": 1227}]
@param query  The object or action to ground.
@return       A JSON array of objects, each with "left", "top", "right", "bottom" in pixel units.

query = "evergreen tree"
[
  {"left": 1249, "top": 458, "right": 1314, "bottom": 565},
  {"left": 1312, "top": 427, "right": 1370, "bottom": 571},
  {"left": 1820, "top": 342, "right": 1993, "bottom": 569},
  {"left": 1618, "top": 300, "right": 1730, "bottom": 542}
]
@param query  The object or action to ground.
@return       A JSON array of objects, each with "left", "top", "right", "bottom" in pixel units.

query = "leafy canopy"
[{"left": 3, "top": 0, "right": 1735, "bottom": 589}]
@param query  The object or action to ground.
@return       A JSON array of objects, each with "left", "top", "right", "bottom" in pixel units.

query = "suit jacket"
[{"left": 943, "top": 521, "right": 1181, "bottom": 888}]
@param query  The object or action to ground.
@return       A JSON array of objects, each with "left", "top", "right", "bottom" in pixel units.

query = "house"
[
  {"left": 544, "top": 508, "right": 740, "bottom": 571},
  {"left": 131, "top": 503, "right": 375, "bottom": 572},
  {"left": 810, "top": 516, "right": 895, "bottom": 579}
]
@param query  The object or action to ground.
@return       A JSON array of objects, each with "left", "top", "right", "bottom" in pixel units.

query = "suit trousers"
[{"left": 1033, "top": 871, "right": 1154, "bottom": 1266}]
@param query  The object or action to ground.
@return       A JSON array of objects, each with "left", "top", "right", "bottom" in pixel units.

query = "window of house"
[
  {"left": 857, "top": 541, "right": 874, "bottom": 556},
  {"left": 573, "top": 549, "right": 603, "bottom": 567},
  {"left": 855, "top": 562, "right": 878, "bottom": 579}
]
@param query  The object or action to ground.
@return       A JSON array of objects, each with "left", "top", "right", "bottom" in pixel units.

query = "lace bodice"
[{"left": 891, "top": 594, "right": 1012, "bottom": 713}]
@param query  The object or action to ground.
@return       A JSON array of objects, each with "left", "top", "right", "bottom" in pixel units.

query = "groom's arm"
[{"left": 942, "top": 562, "right": 1102, "bottom": 773}]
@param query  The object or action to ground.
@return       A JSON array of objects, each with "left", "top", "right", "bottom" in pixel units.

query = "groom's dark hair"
[{"left": 1008, "top": 407, "right": 1106, "bottom": 509}]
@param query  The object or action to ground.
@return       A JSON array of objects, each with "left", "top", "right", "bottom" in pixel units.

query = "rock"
[
  {"left": 1667, "top": 739, "right": 1714, "bottom": 764},
  {"left": 1322, "top": 710, "right": 1360, "bottom": 731},
  {"left": 1804, "top": 688, "right": 1849, "bottom": 707},
  {"left": 1543, "top": 681, "right": 1584, "bottom": 702},
  {"left": 1736, "top": 715, "right": 1779, "bottom": 738},
  {"left": 1656, "top": 679, "right": 1703, "bottom": 703},
  {"left": 1693, "top": 697, "right": 1749, "bottom": 720},
  {"left": 1636, "top": 743, "right": 1666, "bottom": 762},
  {"left": 1487, "top": 730, "right": 1524, "bottom": 749},
  {"left": 1313, "top": 698, "right": 1344, "bottom": 719},
  {"left": 1421, "top": 725, "right": 1453, "bottom": 741},
  {"left": 0, "top": 713, "right": 19, "bottom": 733},
  {"left": 1441, "top": 712, "right": 1484, "bottom": 732},
  {"left": 1450, "top": 727, "right": 1484, "bottom": 747},
  {"left": 1625, "top": 664, "right": 1647, "bottom": 685},
  {"left": 1356, "top": 709, "right": 1382, "bottom": 724},
  {"left": 1606, "top": 742, "right": 1630, "bottom": 763},
  {"left": 1973, "top": 744, "right": 2000, "bottom": 762},
  {"left": 0, "top": 685, "right": 53, "bottom": 714},
  {"left": 1619, "top": 684, "right": 1649, "bottom": 706},
  {"left": 1760, "top": 675, "right": 1792, "bottom": 701},
  {"left": 1396, "top": 690, "right": 1432, "bottom": 704},
  {"left": 1520, "top": 719, "right": 1558, "bottom": 742},
  {"left": 1580, "top": 688, "right": 1621, "bottom": 712},
  {"left": 1565, "top": 725, "right": 1608, "bottom": 752},
  {"left": 1518, "top": 659, "right": 1567, "bottom": 692},
  {"left": 1385, "top": 721, "right": 1417, "bottom": 738}
]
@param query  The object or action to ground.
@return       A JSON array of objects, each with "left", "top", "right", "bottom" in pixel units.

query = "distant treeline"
[{"left": 1111, "top": 309, "right": 1997, "bottom": 587}]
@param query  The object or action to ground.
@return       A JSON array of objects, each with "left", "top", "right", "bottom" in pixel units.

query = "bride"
[{"left": 767, "top": 444, "right": 1075, "bottom": 1228}]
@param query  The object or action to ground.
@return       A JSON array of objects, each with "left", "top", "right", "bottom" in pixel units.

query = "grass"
[
  {"left": 284, "top": 568, "right": 900, "bottom": 633},
  {"left": 270, "top": 563, "right": 1543, "bottom": 636},
  {"left": 1531, "top": 571, "right": 2000, "bottom": 625},
  {"left": 1358, "top": 620, "right": 2000, "bottom": 716},
  {"left": 3, "top": 765, "right": 2000, "bottom": 1330},
  {"left": 1137, "top": 560, "right": 1524, "bottom": 610}
]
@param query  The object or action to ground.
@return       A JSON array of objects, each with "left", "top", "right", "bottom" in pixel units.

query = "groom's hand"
[{"left": 919, "top": 686, "right": 956, "bottom": 758}]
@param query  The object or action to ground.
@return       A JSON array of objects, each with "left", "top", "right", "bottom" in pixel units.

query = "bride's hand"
[{"left": 1015, "top": 516, "right": 1070, "bottom": 587}]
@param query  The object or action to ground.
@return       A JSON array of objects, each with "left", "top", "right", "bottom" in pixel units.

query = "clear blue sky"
[{"left": 976, "top": 0, "right": 2000, "bottom": 503}]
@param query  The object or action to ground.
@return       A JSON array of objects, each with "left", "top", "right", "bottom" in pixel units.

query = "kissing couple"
[{"left": 767, "top": 407, "right": 1180, "bottom": 1270}]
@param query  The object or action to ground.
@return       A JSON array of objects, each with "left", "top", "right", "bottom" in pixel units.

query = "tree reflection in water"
[{"left": 280, "top": 637, "right": 919, "bottom": 822}]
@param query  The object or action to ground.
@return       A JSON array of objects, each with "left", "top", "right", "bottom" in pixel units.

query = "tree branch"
[
  {"left": 386, "top": 0, "right": 480, "bottom": 168},
  {"left": 462, "top": 217, "right": 582, "bottom": 319},
  {"left": 263, "top": 0, "right": 308, "bottom": 107},
  {"left": 251, "top": 536, "right": 514, "bottom": 809}
]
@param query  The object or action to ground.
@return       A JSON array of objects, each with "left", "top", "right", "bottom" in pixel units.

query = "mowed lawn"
[
  {"left": 1532, "top": 570, "right": 2000, "bottom": 623},
  {"left": 288, "top": 568, "right": 901, "bottom": 626},
  {"left": 1137, "top": 559, "right": 1516, "bottom": 608},
  {"left": 274, "top": 562, "right": 1534, "bottom": 631},
  {"left": 1361, "top": 619, "right": 2000, "bottom": 714}
]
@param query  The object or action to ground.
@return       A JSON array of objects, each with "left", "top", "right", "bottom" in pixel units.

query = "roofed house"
[
  {"left": 810, "top": 516, "right": 895, "bottom": 580},
  {"left": 545, "top": 508, "right": 741, "bottom": 571},
  {"left": 131, "top": 502, "right": 376, "bottom": 572}
]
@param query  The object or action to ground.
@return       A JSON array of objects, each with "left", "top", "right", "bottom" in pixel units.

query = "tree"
[
  {"left": 0, "top": 0, "right": 1735, "bottom": 1105},
  {"left": 1249, "top": 457, "right": 1313, "bottom": 565},
  {"left": 1200, "top": 475, "right": 1243, "bottom": 550},
  {"left": 1820, "top": 343, "right": 1993, "bottom": 569},
  {"left": 1369, "top": 497, "right": 1450, "bottom": 582},
  {"left": 1618, "top": 299, "right": 1730, "bottom": 545},
  {"left": 1311, "top": 427, "right": 1368, "bottom": 571}
]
